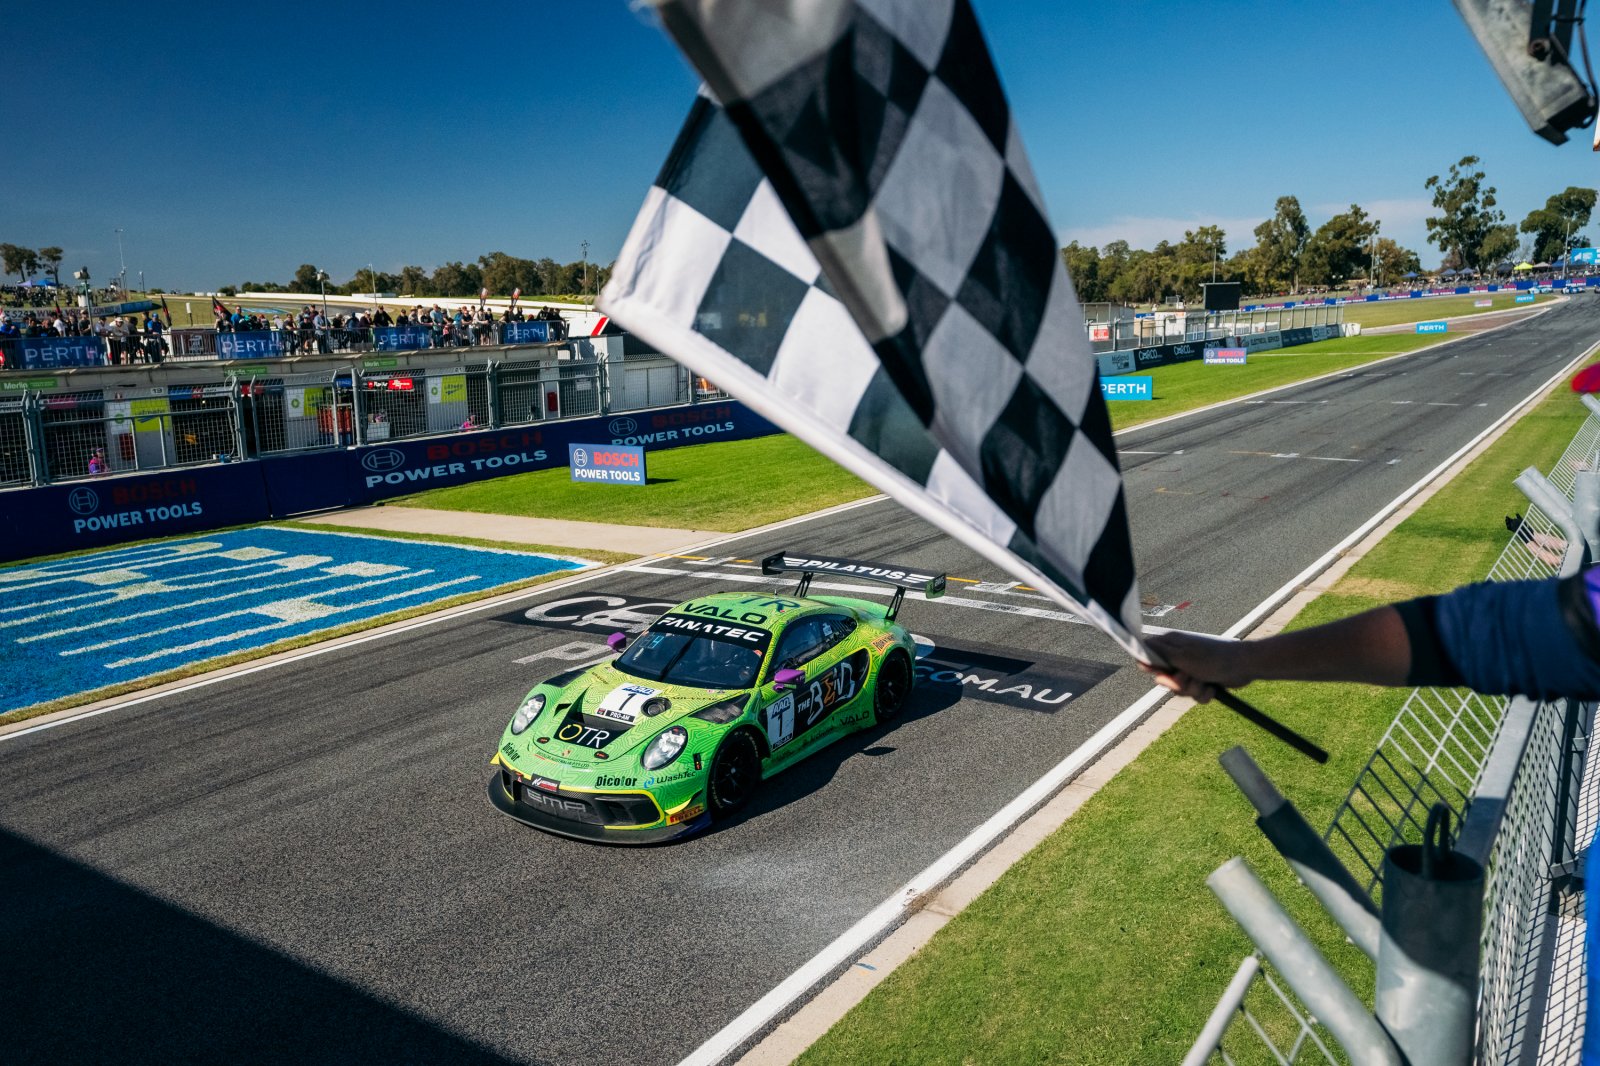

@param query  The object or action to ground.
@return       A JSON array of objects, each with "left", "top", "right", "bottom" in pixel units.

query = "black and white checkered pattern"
[
  {"left": 638, "top": 0, "right": 1142, "bottom": 653},
  {"left": 601, "top": 86, "right": 1143, "bottom": 657}
]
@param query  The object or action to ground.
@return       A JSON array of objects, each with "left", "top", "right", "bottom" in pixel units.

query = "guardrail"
[
  {"left": 0, "top": 355, "right": 728, "bottom": 489},
  {"left": 1186, "top": 393, "right": 1600, "bottom": 1065}
]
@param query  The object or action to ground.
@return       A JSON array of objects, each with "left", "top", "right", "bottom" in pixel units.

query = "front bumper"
[{"left": 486, "top": 770, "right": 710, "bottom": 845}]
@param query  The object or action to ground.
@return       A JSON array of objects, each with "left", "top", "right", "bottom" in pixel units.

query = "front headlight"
[
  {"left": 641, "top": 725, "right": 689, "bottom": 770},
  {"left": 510, "top": 692, "right": 546, "bottom": 735}
]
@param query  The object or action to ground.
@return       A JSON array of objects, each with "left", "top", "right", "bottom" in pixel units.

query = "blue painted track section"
[{"left": 0, "top": 526, "right": 588, "bottom": 714}]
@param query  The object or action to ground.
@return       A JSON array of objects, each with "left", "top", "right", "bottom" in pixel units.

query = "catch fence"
[
  {"left": 0, "top": 354, "right": 716, "bottom": 488},
  {"left": 1187, "top": 393, "right": 1600, "bottom": 1065}
]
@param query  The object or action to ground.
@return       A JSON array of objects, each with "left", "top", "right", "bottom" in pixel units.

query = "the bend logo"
[
  {"left": 572, "top": 447, "right": 589, "bottom": 467},
  {"left": 67, "top": 487, "right": 100, "bottom": 515},
  {"left": 360, "top": 448, "right": 406, "bottom": 473},
  {"left": 608, "top": 416, "right": 639, "bottom": 437}
]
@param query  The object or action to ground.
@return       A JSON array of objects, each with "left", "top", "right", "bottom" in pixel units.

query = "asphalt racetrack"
[{"left": 4, "top": 298, "right": 1598, "bottom": 1065}]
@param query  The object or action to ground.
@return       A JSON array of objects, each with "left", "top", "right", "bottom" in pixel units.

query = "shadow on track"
[{"left": 0, "top": 828, "right": 518, "bottom": 1065}]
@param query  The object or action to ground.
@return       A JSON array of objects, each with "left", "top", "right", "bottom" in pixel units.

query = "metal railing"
[
  {"left": 0, "top": 355, "right": 714, "bottom": 487},
  {"left": 1189, "top": 394, "right": 1600, "bottom": 1065}
]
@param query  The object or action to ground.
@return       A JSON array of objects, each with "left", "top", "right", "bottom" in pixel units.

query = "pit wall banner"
[
  {"left": 19, "top": 336, "right": 107, "bottom": 370},
  {"left": 0, "top": 400, "right": 780, "bottom": 563}
]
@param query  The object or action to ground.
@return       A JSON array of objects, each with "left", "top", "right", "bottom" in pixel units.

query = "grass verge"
[
  {"left": 1340, "top": 290, "right": 1545, "bottom": 328},
  {"left": 388, "top": 433, "right": 874, "bottom": 529},
  {"left": 794, "top": 358, "right": 1597, "bottom": 1063},
  {"left": 1109, "top": 333, "right": 1441, "bottom": 429}
]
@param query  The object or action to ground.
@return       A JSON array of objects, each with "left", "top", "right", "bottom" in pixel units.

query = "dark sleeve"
[{"left": 1395, "top": 576, "right": 1600, "bottom": 701}]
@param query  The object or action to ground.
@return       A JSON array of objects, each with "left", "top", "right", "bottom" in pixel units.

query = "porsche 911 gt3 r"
[{"left": 488, "top": 552, "right": 945, "bottom": 843}]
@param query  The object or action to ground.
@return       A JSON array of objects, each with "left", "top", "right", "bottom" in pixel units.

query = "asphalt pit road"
[{"left": 912, "top": 639, "right": 1116, "bottom": 713}]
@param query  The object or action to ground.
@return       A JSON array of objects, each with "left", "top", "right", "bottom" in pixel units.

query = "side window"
[
  {"left": 773, "top": 618, "right": 826, "bottom": 672},
  {"left": 816, "top": 614, "right": 857, "bottom": 653}
]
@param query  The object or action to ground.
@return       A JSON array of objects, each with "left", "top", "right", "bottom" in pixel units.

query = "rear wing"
[{"left": 760, "top": 551, "right": 946, "bottom": 622}]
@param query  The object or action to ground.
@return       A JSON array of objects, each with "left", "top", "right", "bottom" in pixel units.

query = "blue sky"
[{"left": 5, "top": 1, "right": 1596, "bottom": 291}]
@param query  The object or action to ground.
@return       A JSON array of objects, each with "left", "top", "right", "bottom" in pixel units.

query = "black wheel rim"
[
  {"left": 880, "top": 655, "right": 910, "bottom": 711},
  {"left": 713, "top": 736, "right": 757, "bottom": 810}
]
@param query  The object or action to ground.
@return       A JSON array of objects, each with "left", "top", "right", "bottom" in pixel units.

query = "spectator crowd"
[
  {"left": 0, "top": 306, "right": 169, "bottom": 365},
  {"left": 213, "top": 302, "right": 568, "bottom": 354}
]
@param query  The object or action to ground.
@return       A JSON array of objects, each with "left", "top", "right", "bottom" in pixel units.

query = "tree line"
[
  {"left": 229, "top": 252, "right": 612, "bottom": 301},
  {"left": 1063, "top": 160, "right": 1595, "bottom": 306}
]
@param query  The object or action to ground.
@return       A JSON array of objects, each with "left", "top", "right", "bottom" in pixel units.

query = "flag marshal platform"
[{"left": 569, "top": 443, "right": 646, "bottom": 486}]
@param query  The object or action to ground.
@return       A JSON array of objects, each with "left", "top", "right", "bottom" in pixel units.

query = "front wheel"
[
  {"left": 873, "top": 650, "right": 913, "bottom": 724},
  {"left": 707, "top": 729, "right": 762, "bottom": 819}
]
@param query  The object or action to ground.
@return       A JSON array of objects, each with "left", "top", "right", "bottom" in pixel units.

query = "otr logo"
[
  {"left": 608, "top": 416, "right": 639, "bottom": 437},
  {"left": 68, "top": 487, "right": 100, "bottom": 515},
  {"left": 572, "top": 448, "right": 589, "bottom": 467},
  {"left": 360, "top": 448, "right": 406, "bottom": 473}
]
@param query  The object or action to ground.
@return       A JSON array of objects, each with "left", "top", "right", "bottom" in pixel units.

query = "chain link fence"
[{"left": 1190, "top": 396, "right": 1600, "bottom": 1065}]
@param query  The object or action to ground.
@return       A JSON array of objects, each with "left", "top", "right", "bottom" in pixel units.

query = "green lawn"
[
  {"left": 1109, "top": 334, "right": 1440, "bottom": 429},
  {"left": 1340, "top": 290, "right": 1542, "bottom": 328},
  {"left": 795, "top": 358, "right": 1596, "bottom": 1065},
  {"left": 389, "top": 433, "right": 875, "bottom": 530}
]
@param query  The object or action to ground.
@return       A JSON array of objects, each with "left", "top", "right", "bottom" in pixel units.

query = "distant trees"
[
  {"left": 1301, "top": 205, "right": 1379, "bottom": 286},
  {"left": 1424, "top": 155, "right": 1506, "bottom": 271},
  {"left": 1520, "top": 186, "right": 1597, "bottom": 262},
  {"left": 1061, "top": 196, "right": 1422, "bottom": 304},
  {"left": 37, "top": 247, "right": 63, "bottom": 286},
  {"left": 1, "top": 243, "right": 38, "bottom": 283},
  {"left": 1249, "top": 196, "right": 1309, "bottom": 291}
]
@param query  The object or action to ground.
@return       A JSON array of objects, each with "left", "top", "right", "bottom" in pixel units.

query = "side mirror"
[
  {"left": 773, "top": 668, "right": 804, "bottom": 692},
  {"left": 607, "top": 631, "right": 628, "bottom": 651}
]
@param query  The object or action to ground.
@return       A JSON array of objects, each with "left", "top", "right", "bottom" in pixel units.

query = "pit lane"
[{"left": 2, "top": 298, "right": 1597, "bottom": 1065}]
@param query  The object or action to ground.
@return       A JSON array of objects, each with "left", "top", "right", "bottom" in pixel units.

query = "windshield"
[{"left": 615, "top": 614, "right": 770, "bottom": 689}]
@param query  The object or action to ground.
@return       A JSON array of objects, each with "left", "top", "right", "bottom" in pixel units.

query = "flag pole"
[{"left": 1215, "top": 689, "right": 1328, "bottom": 763}]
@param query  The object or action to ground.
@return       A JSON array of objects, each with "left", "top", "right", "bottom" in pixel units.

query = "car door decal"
[{"left": 767, "top": 649, "right": 869, "bottom": 751}]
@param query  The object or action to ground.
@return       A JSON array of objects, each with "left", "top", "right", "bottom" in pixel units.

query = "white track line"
[{"left": 673, "top": 327, "right": 1600, "bottom": 1066}]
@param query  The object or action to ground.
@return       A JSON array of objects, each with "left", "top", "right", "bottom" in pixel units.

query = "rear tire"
[
  {"left": 707, "top": 729, "right": 762, "bottom": 819},
  {"left": 874, "top": 650, "right": 913, "bottom": 723}
]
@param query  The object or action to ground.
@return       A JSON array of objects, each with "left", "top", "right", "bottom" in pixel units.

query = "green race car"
[{"left": 488, "top": 552, "right": 946, "bottom": 843}]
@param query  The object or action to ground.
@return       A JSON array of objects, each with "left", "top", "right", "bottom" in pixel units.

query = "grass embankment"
[
  {"left": 796, "top": 362, "right": 1597, "bottom": 1064},
  {"left": 389, "top": 433, "right": 875, "bottom": 530}
]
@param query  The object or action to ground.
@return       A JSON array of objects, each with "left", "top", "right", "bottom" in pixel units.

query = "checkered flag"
[{"left": 602, "top": 87, "right": 1144, "bottom": 659}]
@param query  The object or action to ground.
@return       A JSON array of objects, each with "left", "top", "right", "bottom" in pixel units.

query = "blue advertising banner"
[
  {"left": 0, "top": 464, "right": 272, "bottom": 562},
  {"left": 1417, "top": 321, "right": 1448, "bottom": 334},
  {"left": 1572, "top": 247, "right": 1597, "bottom": 266},
  {"left": 1515, "top": 294, "right": 1536, "bottom": 303},
  {"left": 500, "top": 320, "right": 553, "bottom": 344},
  {"left": 1101, "top": 376, "right": 1153, "bottom": 401},
  {"left": 568, "top": 443, "right": 646, "bottom": 485},
  {"left": 216, "top": 331, "right": 285, "bottom": 359},
  {"left": 373, "top": 325, "right": 434, "bottom": 351},
  {"left": 0, "top": 400, "right": 783, "bottom": 563},
  {"left": 19, "top": 336, "right": 106, "bottom": 369}
]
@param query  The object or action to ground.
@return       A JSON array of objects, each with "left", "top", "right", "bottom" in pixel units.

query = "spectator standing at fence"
[
  {"left": 373, "top": 306, "right": 392, "bottom": 329},
  {"left": 87, "top": 448, "right": 107, "bottom": 476}
]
